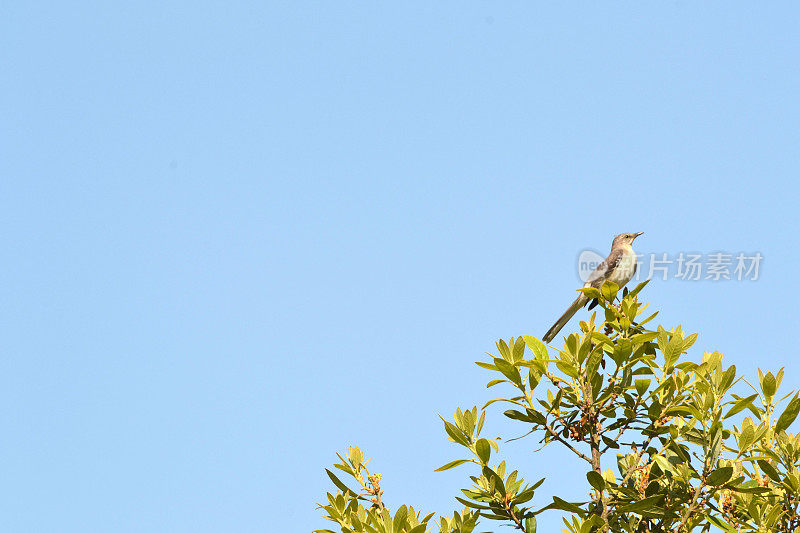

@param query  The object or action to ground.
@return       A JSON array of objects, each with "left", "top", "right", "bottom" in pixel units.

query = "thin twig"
[{"left": 542, "top": 420, "right": 593, "bottom": 464}]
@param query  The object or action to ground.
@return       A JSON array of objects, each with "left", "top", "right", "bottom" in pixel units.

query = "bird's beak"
[{"left": 633, "top": 232, "right": 644, "bottom": 239}]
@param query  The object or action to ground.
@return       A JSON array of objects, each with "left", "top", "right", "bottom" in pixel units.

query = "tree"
[{"left": 315, "top": 281, "right": 800, "bottom": 532}]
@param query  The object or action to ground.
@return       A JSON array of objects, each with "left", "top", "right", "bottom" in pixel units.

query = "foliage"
[{"left": 316, "top": 281, "right": 800, "bottom": 532}]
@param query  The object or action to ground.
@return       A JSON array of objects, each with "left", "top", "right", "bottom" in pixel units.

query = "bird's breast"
[{"left": 609, "top": 247, "right": 637, "bottom": 286}]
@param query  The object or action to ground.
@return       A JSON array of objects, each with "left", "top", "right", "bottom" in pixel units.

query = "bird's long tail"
[{"left": 542, "top": 293, "right": 588, "bottom": 343}]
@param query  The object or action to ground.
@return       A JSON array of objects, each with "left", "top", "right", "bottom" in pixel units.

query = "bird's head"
[{"left": 613, "top": 232, "right": 644, "bottom": 247}]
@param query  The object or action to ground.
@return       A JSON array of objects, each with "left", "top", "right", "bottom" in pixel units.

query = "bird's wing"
[{"left": 586, "top": 248, "right": 623, "bottom": 288}]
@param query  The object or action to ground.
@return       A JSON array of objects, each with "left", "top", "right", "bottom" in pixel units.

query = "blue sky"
[{"left": 2, "top": 2, "right": 799, "bottom": 532}]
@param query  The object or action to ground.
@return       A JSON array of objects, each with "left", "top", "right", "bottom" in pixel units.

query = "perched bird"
[{"left": 542, "top": 232, "right": 643, "bottom": 343}]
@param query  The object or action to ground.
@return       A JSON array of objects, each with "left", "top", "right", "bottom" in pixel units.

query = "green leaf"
[
  {"left": 585, "top": 347, "right": 603, "bottom": 377},
  {"left": 435, "top": 458, "right": 471, "bottom": 471},
  {"left": 709, "top": 425, "right": 723, "bottom": 464},
  {"left": 724, "top": 394, "right": 758, "bottom": 419},
  {"left": 483, "top": 397, "right": 517, "bottom": 410},
  {"left": 591, "top": 331, "right": 614, "bottom": 346},
  {"left": 663, "top": 341, "right": 682, "bottom": 372},
  {"left": 581, "top": 515, "right": 606, "bottom": 533},
  {"left": 495, "top": 358, "right": 522, "bottom": 385},
  {"left": 638, "top": 311, "right": 659, "bottom": 326},
  {"left": 601, "top": 435, "right": 620, "bottom": 449},
  {"left": 454, "top": 496, "right": 491, "bottom": 510},
  {"left": 578, "top": 286, "right": 602, "bottom": 300},
  {"left": 556, "top": 360, "right": 579, "bottom": 379},
  {"left": 663, "top": 404, "right": 696, "bottom": 418},
  {"left": 681, "top": 332, "right": 698, "bottom": 352},
  {"left": 525, "top": 516, "right": 537, "bottom": 533},
  {"left": 524, "top": 335, "right": 548, "bottom": 360},
  {"left": 706, "top": 466, "right": 734, "bottom": 486},
  {"left": 738, "top": 424, "right": 755, "bottom": 454},
  {"left": 728, "top": 485, "right": 771, "bottom": 494},
  {"left": 565, "top": 334, "right": 579, "bottom": 358},
  {"left": 601, "top": 281, "right": 620, "bottom": 302},
  {"left": 514, "top": 488, "right": 536, "bottom": 505},
  {"left": 577, "top": 336, "right": 592, "bottom": 365},
  {"left": 586, "top": 471, "right": 605, "bottom": 491},
  {"left": 504, "top": 409, "right": 533, "bottom": 422},
  {"left": 548, "top": 496, "right": 584, "bottom": 514},
  {"left": 775, "top": 394, "right": 800, "bottom": 433},
  {"left": 652, "top": 455, "right": 675, "bottom": 476},
  {"left": 719, "top": 365, "right": 737, "bottom": 392},
  {"left": 705, "top": 515, "right": 738, "bottom": 533},
  {"left": 618, "top": 494, "right": 663, "bottom": 514},
  {"left": 325, "top": 469, "right": 358, "bottom": 497},
  {"left": 613, "top": 338, "right": 633, "bottom": 363},
  {"left": 481, "top": 512, "right": 513, "bottom": 521},
  {"left": 628, "top": 279, "right": 650, "bottom": 298},
  {"left": 529, "top": 368, "right": 541, "bottom": 390},
  {"left": 631, "top": 331, "right": 658, "bottom": 344},
  {"left": 762, "top": 372, "right": 777, "bottom": 398},
  {"left": 476, "top": 410, "right": 486, "bottom": 436},
  {"left": 758, "top": 460, "right": 782, "bottom": 482},
  {"left": 512, "top": 337, "right": 526, "bottom": 362},
  {"left": 497, "top": 338, "right": 511, "bottom": 360},
  {"left": 527, "top": 408, "right": 547, "bottom": 425},
  {"left": 635, "top": 378, "right": 651, "bottom": 396},
  {"left": 442, "top": 418, "right": 470, "bottom": 446},
  {"left": 764, "top": 504, "right": 783, "bottom": 527},
  {"left": 393, "top": 505, "right": 408, "bottom": 532},
  {"left": 383, "top": 508, "right": 393, "bottom": 533},
  {"left": 483, "top": 466, "right": 506, "bottom": 496},
  {"left": 475, "top": 439, "right": 491, "bottom": 464}
]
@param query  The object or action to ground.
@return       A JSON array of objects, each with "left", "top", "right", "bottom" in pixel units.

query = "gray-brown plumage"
[{"left": 542, "top": 232, "right": 643, "bottom": 343}]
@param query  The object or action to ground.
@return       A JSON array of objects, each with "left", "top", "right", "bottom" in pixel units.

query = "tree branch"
[{"left": 542, "top": 420, "right": 593, "bottom": 464}]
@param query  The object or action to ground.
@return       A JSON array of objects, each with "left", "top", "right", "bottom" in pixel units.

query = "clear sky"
[{"left": 2, "top": 2, "right": 799, "bottom": 532}]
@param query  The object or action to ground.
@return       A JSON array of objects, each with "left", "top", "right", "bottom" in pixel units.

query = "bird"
[{"left": 542, "top": 232, "right": 643, "bottom": 343}]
